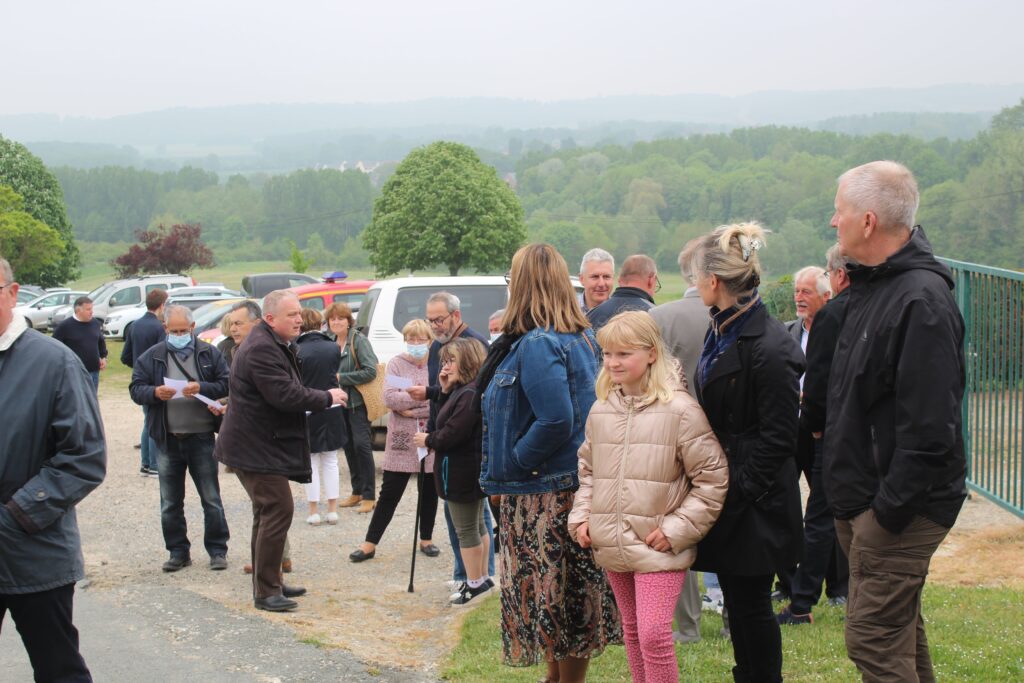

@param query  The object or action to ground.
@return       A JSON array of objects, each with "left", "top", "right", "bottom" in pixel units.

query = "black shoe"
[
  {"left": 162, "top": 556, "right": 192, "bottom": 572},
  {"left": 282, "top": 584, "right": 307, "bottom": 598},
  {"left": 777, "top": 605, "right": 814, "bottom": 625},
  {"left": 134, "top": 442, "right": 142, "bottom": 449},
  {"left": 254, "top": 595, "right": 298, "bottom": 612},
  {"left": 450, "top": 580, "right": 492, "bottom": 606},
  {"left": 485, "top": 577, "right": 495, "bottom": 590},
  {"left": 349, "top": 548, "right": 375, "bottom": 563},
  {"left": 209, "top": 555, "right": 228, "bottom": 571},
  {"left": 419, "top": 543, "right": 441, "bottom": 557}
]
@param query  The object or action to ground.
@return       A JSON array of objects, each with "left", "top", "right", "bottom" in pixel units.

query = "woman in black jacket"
[
  {"left": 689, "top": 223, "right": 804, "bottom": 683},
  {"left": 295, "top": 309, "right": 345, "bottom": 525},
  {"left": 414, "top": 338, "right": 490, "bottom": 606}
]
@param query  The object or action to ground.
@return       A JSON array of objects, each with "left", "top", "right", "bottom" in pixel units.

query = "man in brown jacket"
[{"left": 215, "top": 290, "right": 347, "bottom": 612}]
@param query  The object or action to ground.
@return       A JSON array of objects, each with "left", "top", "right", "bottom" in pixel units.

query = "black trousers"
[
  {"left": 342, "top": 404, "right": 376, "bottom": 500},
  {"left": 365, "top": 470, "right": 438, "bottom": 544},
  {"left": 0, "top": 582, "right": 92, "bottom": 682},
  {"left": 718, "top": 573, "right": 782, "bottom": 683}
]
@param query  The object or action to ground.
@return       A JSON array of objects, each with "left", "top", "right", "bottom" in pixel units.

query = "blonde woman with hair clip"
[
  {"left": 688, "top": 222, "right": 805, "bottom": 683},
  {"left": 569, "top": 311, "right": 728, "bottom": 683}
]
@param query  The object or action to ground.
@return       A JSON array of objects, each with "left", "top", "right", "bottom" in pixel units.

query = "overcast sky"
[{"left": 3, "top": 0, "right": 1022, "bottom": 118}]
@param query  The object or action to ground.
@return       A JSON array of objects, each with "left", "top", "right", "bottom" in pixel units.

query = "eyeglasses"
[
  {"left": 503, "top": 271, "right": 511, "bottom": 285},
  {"left": 440, "top": 357, "right": 456, "bottom": 366},
  {"left": 655, "top": 276, "right": 662, "bottom": 293},
  {"left": 427, "top": 312, "right": 453, "bottom": 326}
]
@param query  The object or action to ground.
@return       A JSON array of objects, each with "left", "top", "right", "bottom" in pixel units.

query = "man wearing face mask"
[
  {"left": 488, "top": 309, "right": 505, "bottom": 343},
  {"left": 130, "top": 304, "right": 232, "bottom": 572}
]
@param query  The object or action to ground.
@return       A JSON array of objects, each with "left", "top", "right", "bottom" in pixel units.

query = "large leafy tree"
[
  {"left": 112, "top": 223, "right": 214, "bottom": 277},
  {"left": 0, "top": 135, "right": 79, "bottom": 285},
  {"left": 0, "top": 185, "right": 66, "bottom": 284},
  {"left": 363, "top": 141, "right": 526, "bottom": 276}
]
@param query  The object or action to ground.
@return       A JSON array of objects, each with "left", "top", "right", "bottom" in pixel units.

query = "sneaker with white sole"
[
  {"left": 324, "top": 512, "right": 338, "bottom": 525},
  {"left": 450, "top": 581, "right": 492, "bottom": 606},
  {"left": 306, "top": 513, "right": 322, "bottom": 526}
]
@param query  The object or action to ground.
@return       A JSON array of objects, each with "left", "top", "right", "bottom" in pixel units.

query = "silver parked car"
[{"left": 15, "top": 290, "right": 88, "bottom": 331}]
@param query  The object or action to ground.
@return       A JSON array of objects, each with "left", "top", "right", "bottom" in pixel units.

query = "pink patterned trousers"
[{"left": 605, "top": 569, "right": 687, "bottom": 683}]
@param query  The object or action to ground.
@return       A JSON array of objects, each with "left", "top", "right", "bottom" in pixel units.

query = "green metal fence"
[{"left": 939, "top": 257, "right": 1024, "bottom": 518}]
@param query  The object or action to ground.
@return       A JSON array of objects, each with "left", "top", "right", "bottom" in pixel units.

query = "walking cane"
[{"left": 409, "top": 420, "right": 428, "bottom": 593}]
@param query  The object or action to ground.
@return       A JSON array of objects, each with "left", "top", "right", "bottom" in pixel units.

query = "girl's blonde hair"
[
  {"left": 503, "top": 243, "right": 591, "bottom": 335},
  {"left": 689, "top": 222, "right": 769, "bottom": 296},
  {"left": 595, "top": 311, "right": 682, "bottom": 403},
  {"left": 438, "top": 337, "right": 486, "bottom": 385}
]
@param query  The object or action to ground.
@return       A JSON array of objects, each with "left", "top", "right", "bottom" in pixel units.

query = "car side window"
[
  {"left": 289, "top": 278, "right": 310, "bottom": 288},
  {"left": 146, "top": 284, "right": 169, "bottom": 294},
  {"left": 37, "top": 293, "right": 63, "bottom": 307},
  {"left": 110, "top": 286, "right": 142, "bottom": 307},
  {"left": 302, "top": 297, "right": 325, "bottom": 311}
]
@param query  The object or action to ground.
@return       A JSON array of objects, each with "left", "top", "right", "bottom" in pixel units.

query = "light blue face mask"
[
  {"left": 490, "top": 332, "right": 502, "bottom": 343},
  {"left": 167, "top": 333, "right": 191, "bottom": 350},
  {"left": 406, "top": 343, "right": 429, "bottom": 359}
]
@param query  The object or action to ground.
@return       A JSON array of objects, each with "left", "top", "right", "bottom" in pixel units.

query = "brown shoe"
[
  {"left": 281, "top": 559, "right": 293, "bottom": 573},
  {"left": 338, "top": 494, "right": 362, "bottom": 508},
  {"left": 357, "top": 500, "right": 376, "bottom": 514},
  {"left": 243, "top": 564, "right": 253, "bottom": 574}
]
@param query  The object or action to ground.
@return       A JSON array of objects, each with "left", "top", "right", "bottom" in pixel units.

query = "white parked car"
[
  {"left": 14, "top": 290, "right": 87, "bottom": 331},
  {"left": 51, "top": 274, "right": 193, "bottom": 329}
]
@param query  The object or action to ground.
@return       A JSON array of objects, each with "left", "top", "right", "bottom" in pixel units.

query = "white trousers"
[{"left": 304, "top": 450, "right": 340, "bottom": 503}]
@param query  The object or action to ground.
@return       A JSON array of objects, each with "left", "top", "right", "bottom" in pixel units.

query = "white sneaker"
[
  {"left": 306, "top": 513, "right": 322, "bottom": 526},
  {"left": 325, "top": 512, "right": 338, "bottom": 525}
]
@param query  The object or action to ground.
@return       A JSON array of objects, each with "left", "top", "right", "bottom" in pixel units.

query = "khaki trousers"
[{"left": 835, "top": 510, "right": 949, "bottom": 683}]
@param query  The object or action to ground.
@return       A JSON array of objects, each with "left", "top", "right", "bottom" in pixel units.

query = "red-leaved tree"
[{"left": 112, "top": 223, "right": 215, "bottom": 277}]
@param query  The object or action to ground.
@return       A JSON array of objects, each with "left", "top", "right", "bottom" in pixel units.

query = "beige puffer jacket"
[{"left": 568, "top": 389, "right": 729, "bottom": 573}]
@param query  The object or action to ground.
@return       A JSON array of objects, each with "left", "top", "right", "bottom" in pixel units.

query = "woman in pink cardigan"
[{"left": 349, "top": 319, "right": 440, "bottom": 562}]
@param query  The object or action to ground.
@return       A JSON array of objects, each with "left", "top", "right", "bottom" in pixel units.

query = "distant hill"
[{"left": 3, "top": 83, "right": 1020, "bottom": 146}]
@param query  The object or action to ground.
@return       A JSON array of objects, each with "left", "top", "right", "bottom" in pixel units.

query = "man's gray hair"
[
  {"left": 825, "top": 243, "right": 852, "bottom": 273},
  {"left": 163, "top": 304, "right": 194, "bottom": 324},
  {"left": 838, "top": 160, "right": 919, "bottom": 233},
  {"left": 794, "top": 266, "right": 831, "bottom": 297},
  {"left": 263, "top": 289, "right": 299, "bottom": 316},
  {"left": 579, "top": 248, "right": 614, "bottom": 273},
  {"left": 0, "top": 257, "right": 12, "bottom": 286},
  {"left": 231, "top": 299, "right": 262, "bottom": 321},
  {"left": 427, "top": 291, "right": 461, "bottom": 313},
  {"left": 489, "top": 308, "right": 505, "bottom": 322}
]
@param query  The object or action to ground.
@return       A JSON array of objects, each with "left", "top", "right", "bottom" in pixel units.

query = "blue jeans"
[
  {"left": 446, "top": 500, "right": 494, "bottom": 581},
  {"left": 157, "top": 432, "right": 229, "bottom": 559},
  {"left": 88, "top": 371, "right": 99, "bottom": 394},
  {"left": 140, "top": 405, "right": 159, "bottom": 470}
]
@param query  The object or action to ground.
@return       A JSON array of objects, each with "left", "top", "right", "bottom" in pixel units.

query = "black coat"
[
  {"left": 824, "top": 228, "right": 966, "bottom": 533},
  {"left": 428, "top": 381, "right": 484, "bottom": 503},
  {"left": 120, "top": 311, "right": 166, "bottom": 367},
  {"left": 799, "top": 288, "right": 849, "bottom": 435},
  {"left": 693, "top": 305, "right": 805, "bottom": 576},
  {"left": 295, "top": 330, "right": 346, "bottom": 453},
  {"left": 128, "top": 338, "right": 230, "bottom": 451},
  {"left": 586, "top": 286, "right": 655, "bottom": 330},
  {"left": 214, "top": 321, "right": 332, "bottom": 482}
]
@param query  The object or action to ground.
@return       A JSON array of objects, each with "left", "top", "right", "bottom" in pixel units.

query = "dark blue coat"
[
  {"left": 120, "top": 311, "right": 166, "bottom": 367},
  {"left": 586, "top": 286, "right": 655, "bottom": 331}
]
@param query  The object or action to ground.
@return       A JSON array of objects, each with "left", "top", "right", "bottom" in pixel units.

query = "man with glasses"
[
  {"left": 585, "top": 254, "right": 659, "bottom": 330},
  {"left": 0, "top": 257, "right": 107, "bottom": 681},
  {"left": 407, "top": 291, "right": 492, "bottom": 598}
]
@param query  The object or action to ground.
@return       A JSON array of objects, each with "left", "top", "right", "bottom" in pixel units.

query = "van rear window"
[{"left": 392, "top": 286, "right": 508, "bottom": 335}]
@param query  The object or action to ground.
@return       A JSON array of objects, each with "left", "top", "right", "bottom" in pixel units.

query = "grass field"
[{"left": 443, "top": 585, "right": 1024, "bottom": 682}]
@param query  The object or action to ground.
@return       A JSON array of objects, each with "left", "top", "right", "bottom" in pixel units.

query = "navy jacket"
[
  {"left": 121, "top": 311, "right": 166, "bottom": 367},
  {"left": 295, "top": 330, "right": 345, "bottom": 453},
  {"left": 0, "top": 325, "right": 107, "bottom": 594},
  {"left": 129, "top": 338, "right": 230, "bottom": 451},
  {"left": 586, "top": 286, "right": 655, "bottom": 331}
]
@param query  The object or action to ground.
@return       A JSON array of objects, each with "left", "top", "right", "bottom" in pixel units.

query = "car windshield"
[
  {"left": 192, "top": 299, "right": 244, "bottom": 331},
  {"left": 86, "top": 283, "right": 114, "bottom": 301}
]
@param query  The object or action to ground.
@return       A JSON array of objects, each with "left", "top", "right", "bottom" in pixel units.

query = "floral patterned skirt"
[{"left": 498, "top": 490, "right": 623, "bottom": 666}]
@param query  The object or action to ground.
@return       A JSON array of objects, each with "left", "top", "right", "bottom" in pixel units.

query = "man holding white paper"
[{"left": 129, "top": 304, "right": 232, "bottom": 573}]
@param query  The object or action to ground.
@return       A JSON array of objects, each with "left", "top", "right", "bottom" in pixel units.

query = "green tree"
[
  {"left": 363, "top": 141, "right": 526, "bottom": 276},
  {"left": 0, "top": 185, "right": 66, "bottom": 284},
  {"left": 288, "top": 240, "right": 313, "bottom": 273},
  {"left": 0, "top": 136, "right": 78, "bottom": 285}
]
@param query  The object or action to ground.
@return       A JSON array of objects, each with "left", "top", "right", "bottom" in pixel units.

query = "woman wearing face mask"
[{"left": 349, "top": 319, "right": 439, "bottom": 562}]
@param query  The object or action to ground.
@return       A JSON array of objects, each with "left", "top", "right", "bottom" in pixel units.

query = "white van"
[
  {"left": 50, "top": 274, "right": 193, "bottom": 327},
  {"left": 356, "top": 276, "right": 509, "bottom": 366}
]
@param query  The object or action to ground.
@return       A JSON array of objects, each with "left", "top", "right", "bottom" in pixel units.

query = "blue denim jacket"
[{"left": 479, "top": 327, "right": 600, "bottom": 495}]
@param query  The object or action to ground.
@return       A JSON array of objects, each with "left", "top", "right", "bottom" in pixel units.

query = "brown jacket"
[{"left": 568, "top": 389, "right": 729, "bottom": 573}]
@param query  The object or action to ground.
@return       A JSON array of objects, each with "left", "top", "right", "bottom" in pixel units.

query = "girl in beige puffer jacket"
[{"left": 569, "top": 311, "right": 728, "bottom": 683}]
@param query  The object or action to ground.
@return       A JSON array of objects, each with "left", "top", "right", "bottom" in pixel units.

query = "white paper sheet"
[
  {"left": 417, "top": 447, "right": 429, "bottom": 461},
  {"left": 385, "top": 374, "right": 413, "bottom": 389},
  {"left": 163, "top": 377, "right": 188, "bottom": 399},
  {"left": 305, "top": 404, "right": 342, "bottom": 416},
  {"left": 194, "top": 394, "right": 224, "bottom": 412}
]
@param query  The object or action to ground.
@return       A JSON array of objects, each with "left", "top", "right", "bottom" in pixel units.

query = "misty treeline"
[{"left": 56, "top": 99, "right": 1024, "bottom": 276}]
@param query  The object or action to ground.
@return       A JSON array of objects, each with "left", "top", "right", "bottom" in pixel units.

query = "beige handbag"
[{"left": 350, "top": 336, "right": 388, "bottom": 422}]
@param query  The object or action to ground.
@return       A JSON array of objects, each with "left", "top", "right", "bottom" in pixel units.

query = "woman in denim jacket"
[{"left": 478, "top": 243, "right": 622, "bottom": 683}]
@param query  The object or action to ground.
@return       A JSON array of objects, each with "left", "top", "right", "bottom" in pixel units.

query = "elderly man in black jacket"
[
  {"left": 215, "top": 290, "right": 347, "bottom": 612},
  {"left": 121, "top": 287, "right": 168, "bottom": 476},
  {"left": 586, "top": 254, "right": 658, "bottom": 330},
  {"left": 130, "top": 304, "right": 232, "bottom": 573},
  {"left": 826, "top": 161, "right": 966, "bottom": 682},
  {"left": 0, "top": 257, "right": 107, "bottom": 682}
]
